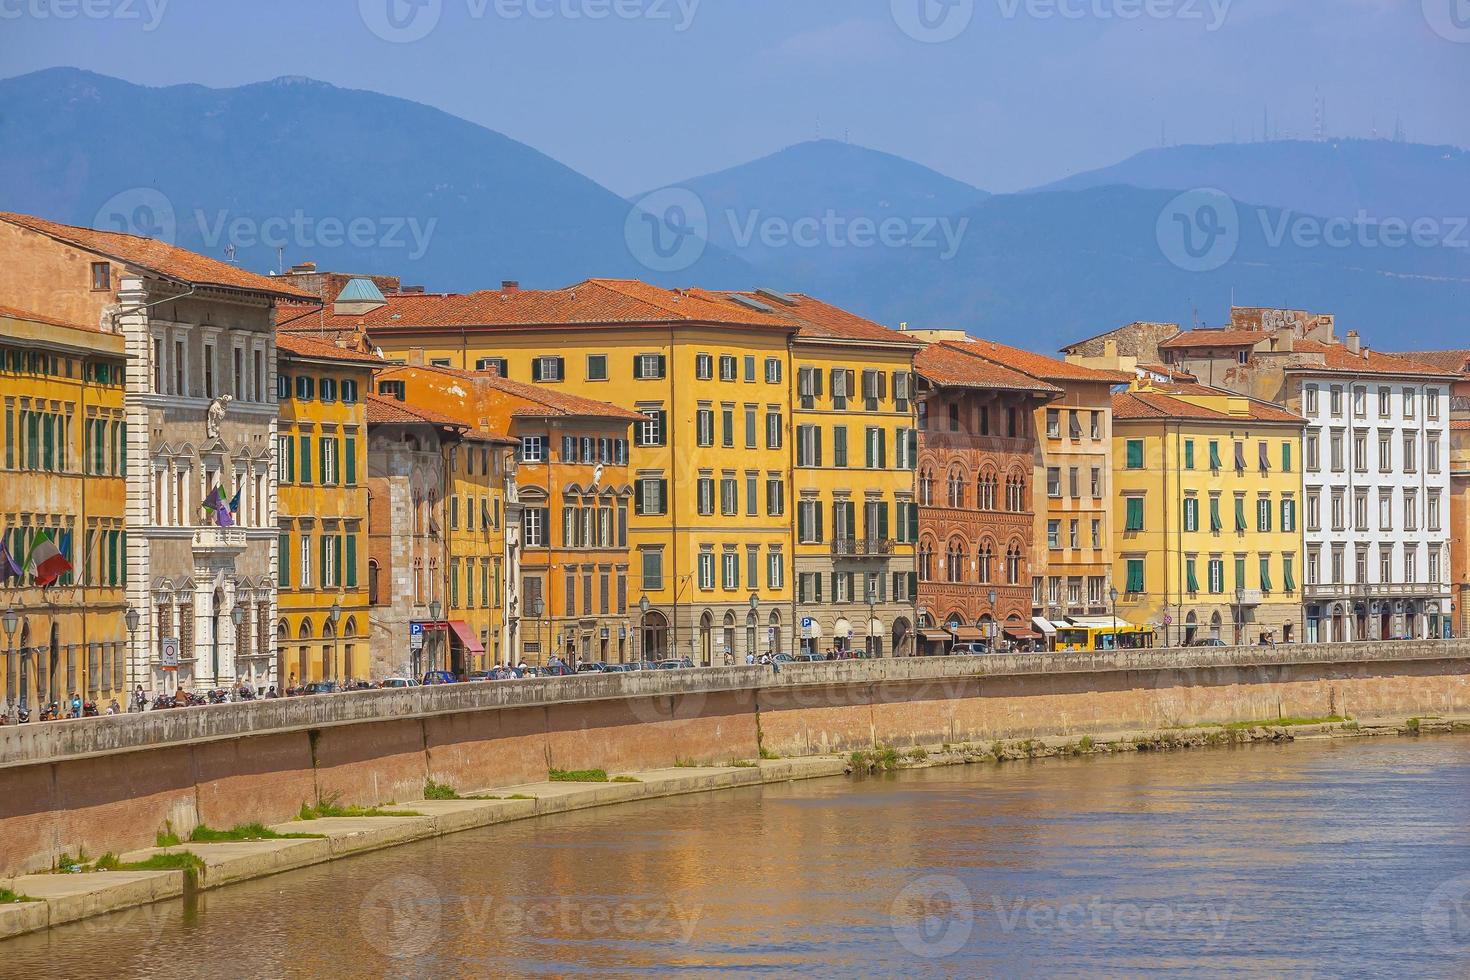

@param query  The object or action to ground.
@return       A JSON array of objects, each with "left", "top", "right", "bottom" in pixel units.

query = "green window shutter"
[
  {"left": 877, "top": 502, "right": 890, "bottom": 540},
  {"left": 658, "top": 479, "right": 669, "bottom": 514},
  {"left": 319, "top": 534, "right": 328, "bottom": 589},
  {"left": 107, "top": 530, "right": 117, "bottom": 585},
  {"left": 879, "top": 429, "right": 887, "bottom": 469},
  {"left": 814, "top": 573, "right": 823, "bottom": 604},
  {"left": 346, "top": 535, "right": 358, "bottom": 588},
  {"left": 1183, "top": 441, "right": 1194, "bottom": 469},
  {"left": 1125, "top": 497, "right": 1144, "bottom": 531},
  {"left": 334, "top": 536, "right": 344, "bottom": 587},
  {"left": 119, "top": 532, "right": 126, "bottom": 585},
  {"left": 908, "top": 502, "right": 919, "bottom": 541},
  {"left": 1234, "top": 558, "right": 1246, "bottom": 589},
  {"left": 1234, "top": 497, "right": 1246, "bottom": 532},
  {"left": 42, "top": 414, "right": 54, "bottom": 471},
  {"left": 634, "top": 481, "right": 645, "bottom": 515},
  {"left": 1283, "top": 559, "right": 1296, "bottom": 592},
  {"left": 1126, "top": 559, "right": 1144, "bottom": 593},
  {"left": 657, "top": 354, "right": 666, "bottom": 377},
  {"left": 1281, "top": 443, "right": 1292, "bottom": 472},
  {"left": 285, "top": 436, "right": 296, "bottom": 483},
  {"left": 279, "top": 533, "right": 290, "bottom": 588},
  {"left": 1210, "top": 498, "right": 1222, "bottom": 532},
  {"left": 1208, "top": 441, "right": 1222, "bottom": 469},
  {"left": 1260, "top": 558, "right": 1272, "bottom": 592},
  {"left": 1126, "top": 439, "right": 1144, "bottom": 469},
  {"left": 300, "top": 435, "right": 312, "bottom": 485},
  {"left": 345, "top": 437, "right": 357, "bottom": 486},
  {"left": 118, "top": 422, "right": 126, "bottom": 476},
  {"left": 1185, "top": 560, "right": 1199, "bottom": 593}
]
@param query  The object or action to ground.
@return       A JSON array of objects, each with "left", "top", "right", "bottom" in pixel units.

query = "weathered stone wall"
[{"left": 1, "top": 640, "right": 1467, "bottom": 876}]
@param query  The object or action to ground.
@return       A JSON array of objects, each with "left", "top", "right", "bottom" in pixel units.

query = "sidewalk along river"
[{"left": 6, "top": 736, "right": 1469, "bottom": 976}]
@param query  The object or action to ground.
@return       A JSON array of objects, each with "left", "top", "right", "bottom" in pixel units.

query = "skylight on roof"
[{"left": 729, "top": 295, "right": 775, "bottom": 314}]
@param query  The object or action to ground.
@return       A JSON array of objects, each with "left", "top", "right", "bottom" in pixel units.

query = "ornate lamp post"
[
  {"left": 748, "top": 592, "right": 760, "bottom": 662},
  {"left": 987, "top": 588, "right": 997, "bottom": 651},
  {"left": 1109, "top": 586, "right": 1120, "bottom": 651},
  {"left": 230, "top": 604, "right": 245, "bottom": 687},
  {"left": 638, "top": 595, "right": 650, "bottom": 662},
  {"left": 866, "top": 583, "right": 878, "bottom": 658},
  {"left": 328, "top": 601, "right": 342, "bottom": 682},
  {"left": 428, "top": 599, "right": 442, "bottom": 672},
  {"left": 3, "top": 608, "right": 18, "bottom": 712},
  {"left": 533, "top": 596, "right": 547, "bottom": 666}
]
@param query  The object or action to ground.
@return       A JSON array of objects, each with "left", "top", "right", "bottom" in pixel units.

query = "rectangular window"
[
  {"left": 696, "top": 353, "right": 713, "bottom": 380},
  {"left": 1125, "top": 439, "right": 1144, "bottom": 469},
  {"left": 531, "top": 356, "right": 565, "bottom": 382},
  {"left": 1183, "top": 440, "right": 1194, "bottom": 470},
  {"left": 745, "top": 406, "right": 757, "bottom": 449},
  {"left": 475, "top": 356, "right": 507, "bottom": 377},
  {"left": 632, "top": 353, "right": 666, "bottom": 380},
  {"left": 586, "top": 354, "right": 608, "bottom": 381},
  {"left": 1124, "top": 497, "right": 1144, "bottom": 531},
  {"left": 698, "top": 551, "right": 715, "bottom": 591},
  {"left": 641, "top": 550, "right": 663, "bottom": 591},
  {"left": 1125, "top": 559, "right": 1144, "bottom": 594},
  {"left": 1183, "top": 497, "right": 1198, "bottom": 532},
  {"left": 743, "top": 355, "right": 756, "bottom": 383},
  {"left": 764, "top": 358, "right": 782, "bottom": 384},
  {"left": 719, "top": 355, "right": 737, "bottom": 382}
]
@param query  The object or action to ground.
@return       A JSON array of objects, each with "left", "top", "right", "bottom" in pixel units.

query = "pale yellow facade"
[{"left": 1112, "top": 383, "right": 1306, "bottom": 646}]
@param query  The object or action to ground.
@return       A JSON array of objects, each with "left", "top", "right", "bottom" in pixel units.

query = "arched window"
[
  {"left": 412, "top": 558, "right": 424, "bottom": 604},
  {"left": 947, "top": 466, "right": 966, "bottom": 508},
  {"left": 978, "top": 541, "right": 993, "bottom": 584},
  {"left": 368, "top": 559, "right": 381, "bottom": 606},
  {"left": 298, "top": 618, "right": 314, "bottom": 640},
  {"left": 918, "top": 468, "right": 934, "bottom": 506},
  {"left": 1006, "top": 543, "right": 1023, "bottom": 584},
  {"left": 918, "top": 540, "right": 935, "bottom": 582},
  {"left": 977, "top": 471, "right": 997, "bottom": 511},
  {"left": 946, "top": 538, "right": 967, "bottom": 583}
]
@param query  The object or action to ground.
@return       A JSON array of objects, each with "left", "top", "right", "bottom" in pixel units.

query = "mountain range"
[{"left": 2, "top": 68, "right": 1466, "bottom": 352}]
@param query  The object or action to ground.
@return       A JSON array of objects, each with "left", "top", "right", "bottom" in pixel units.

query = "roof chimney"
[
  {"left": 290, "top": 261, "right": 316, "bottom": 274},
  {"left": 502, "top": 280, "right": 520, "bottom": 293},
  {"left": 1345, "top": 330, "right": 1361, "bottom": 355},
  {"left": 401, "top": 285, "right": 425, "bottom": 294}
]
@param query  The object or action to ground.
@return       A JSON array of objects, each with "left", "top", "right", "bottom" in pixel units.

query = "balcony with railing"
[
  {"left": 192, "top": 527, "right": 247, "bottom": 554},
  {"left": 831, "top": 538, "right": 895, "bottom": 558}
]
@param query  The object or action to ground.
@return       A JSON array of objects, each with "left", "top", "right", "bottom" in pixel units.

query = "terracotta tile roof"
[
  {"left": 384, "top": 363, "right": 644, "bottom": 423},
  {"left": 275, "top": 332, "right": 387, "bottom": 366},
  {"left": 366, "top": 393, "right": 512, "bottom": 443},
  {"left": 696, "top": 291, "right": 924, "bottom": 347},
  {"left": 0, "top": 212, "right": 315, "bottom": 301},
  {"left": 278, "top": 279, "right": 796, "bottom": 334},
  {"left": 0, "top": 302, "right": 98, "bottom": 334},
  {"left": 1112, "top": 383, "right": 1304, "bottom": 424},
  {"left": 1287, "top": 340, "right": 1459, "bottom": 377},
  {"left": 941, "top": 337, "right": 1133, "bottom": 384},
  {"left": 1158, "top": 328, "right": 1263, "bottom": 349},
  {"left": 1397, "top": 349, "right": 1470, "bottom": 375},
  {"left": 1450, "top": 419, "right": 1470, "bottom": 431},
  {"left": 1135, "top": 363, "right": 1198, "bottom": 381},
  {"left": 915, "top": 342, "right": 1061, "bottom": 394}
]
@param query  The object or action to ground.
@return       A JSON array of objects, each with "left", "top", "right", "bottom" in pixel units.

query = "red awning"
[
  {"left": 448, "top": 620, "right": 485, "bottom": 654},
  {"left": 951, "top": 627, "right": 984, "bottom": 642},
  {"left": 1004, "top": 627, "right": 1040, "bottom": 640}
]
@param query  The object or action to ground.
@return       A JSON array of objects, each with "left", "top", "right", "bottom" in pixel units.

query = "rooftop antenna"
[
  {"left": 277, "top": 246, "right": 285, "bottom": 276},
  {"left": 1313, "top": 86, "right": 1323, "bottom": 141}
]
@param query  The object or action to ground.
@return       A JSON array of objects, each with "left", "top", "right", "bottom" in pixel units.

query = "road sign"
[
  {"left": 160, "top": 637, "right": 180, "bottom": 671},
  {"left": 801, "top": 616, "right": 813, "bottom": 639},
  {"left": 409, "top": 622, "right": 425, "bottom": 650}
]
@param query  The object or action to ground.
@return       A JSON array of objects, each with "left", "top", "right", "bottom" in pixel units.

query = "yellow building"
[
  {"left": 284, "top": 279, "right": 806, "bottom": 662},
  {"left": 0, "top": 305, "right": 128, "bottom": 711},
  {"left": 274, "top": 334, "right": 380, "bottom": 685},
  {"left": 1111, "top": 378, "right": 1306, "bottom": 646},
  {"left": 757, "top": 292, "right": 923, "bottom": 657},
  {"left": 442, "top": 429, "right": 510, "bottom": 672}
]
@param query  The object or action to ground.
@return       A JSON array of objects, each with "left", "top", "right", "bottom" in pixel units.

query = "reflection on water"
[{"left": 8, "top": 737, "right": 1470, "bottom": 978}]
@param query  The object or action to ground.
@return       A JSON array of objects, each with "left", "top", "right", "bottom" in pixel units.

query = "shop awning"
[
  {"left": 448, "top": 620, "right": 485, "bottom": 654},
  {"left": 1005, "top": 627, "right": 1040, "bottom": 640},
  {"left": 1031, "top": 617, "right": 1057, "bottom": 636},
  {"left": 919, "top": 629, "right": 952, "bottom": 643},
  {"left": 951, "top": 627, "right": 984, "bottom": 642}
]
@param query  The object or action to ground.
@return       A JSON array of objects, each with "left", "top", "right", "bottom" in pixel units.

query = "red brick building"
[{"left": 914, "top": 343, "right": 1059, "bottom": 651}]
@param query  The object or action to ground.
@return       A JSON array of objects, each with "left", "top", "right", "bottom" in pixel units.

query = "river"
[{"left": 7, "top": 736, "right": 1470, "bottom": 978}]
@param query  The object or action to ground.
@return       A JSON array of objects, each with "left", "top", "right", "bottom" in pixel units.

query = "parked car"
[
  {"left": 655, "top": 658, "right": 695, "bottom": 669},
  {"left": 467, "top": 670, "right": 494, "bottom": 682},
  {"left": 421, "top": 670, "right": 458, "bottom": 685},
  {"left": 773, "top": 653, "right": 796, "bottom": 664},
  {"left": 1190, "top": 638, "right": 1227, "bottom": 647},
  {"left": 541, "top": 663, "right": 575, "bottom": 677},
  {"left": 948, "top": 643, "right": 989, "bottom": 656},
  {"left": 303, "top": 680, "right": 340, "bottom": 695},
  {"left": 576, "top": 662, "right": 609, "bottom": 673},
  {"left": 380, "top": 676, "right": 419, "bottom": 689},
  {"left": 600, "top": 663, "right": 634, "bottom": 673}
]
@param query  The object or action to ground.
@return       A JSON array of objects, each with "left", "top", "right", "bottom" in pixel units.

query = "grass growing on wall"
[
  {"left": 297, "top": 793, "right": 423, "bottom": 820},
  {"left": 187, "top": 823, "right": 323, "bottom": 842},
  {"left": 549, "top": 768, "right": 609, "bottom": 782}
]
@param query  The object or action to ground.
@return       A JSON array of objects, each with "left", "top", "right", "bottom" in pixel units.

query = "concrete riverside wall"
[{"left": 2, "top": 640, "right": 1469, "bottom": 877}]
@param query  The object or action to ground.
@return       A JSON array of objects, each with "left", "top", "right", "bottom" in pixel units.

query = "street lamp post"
[
  {"left": 124, "top": 606, "right": 139, "bottom": 709},
  {"left": 230, "top": 604, "right": 245, "bottom": 688},
  {"left": 328, "top": 601, "right": 342, "bottom": 683},
  {"left": 533, "top": 597, "right": 547, "bottom": 667},
  {"left": 987, "top": 588, "right": 998, "bottom": 652},
  {"left": 3, "top": 609, "right": 17, "bottom": 715},
  {"left": 638, "top": 595, "right": 650, "bottom": 662},
  {"left": 1109, "top": 586, "right": 1119, "bottom": 651},
  {"left": 429, "top": 599, "right": 442, "bottom": 673},
  {"left": 749, "top": 592, "right": 760, "bottom": 662},
  {"left": 867, "top": 583, "right": 878, "bottom": 658}
]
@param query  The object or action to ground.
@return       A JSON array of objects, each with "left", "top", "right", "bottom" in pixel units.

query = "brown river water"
[{"left": 5, "top": 735, "right": 1469, "bottom": 978}]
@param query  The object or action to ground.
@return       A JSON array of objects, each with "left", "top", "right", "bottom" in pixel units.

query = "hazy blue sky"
[{"left": 5, "top": 0, "right": 1468, "bottom": 193}]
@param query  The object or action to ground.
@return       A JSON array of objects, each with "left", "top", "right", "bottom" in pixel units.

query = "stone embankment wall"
[{"left": 2, "top": 640, "right": 1467, "bottom": 877}]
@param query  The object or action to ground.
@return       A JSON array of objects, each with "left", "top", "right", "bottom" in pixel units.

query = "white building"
[{"left": 1146, "top": 307, "right": 1458, "bottom": 642}]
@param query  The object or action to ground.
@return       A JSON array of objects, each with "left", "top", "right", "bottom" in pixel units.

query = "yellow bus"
[{"left": 1054, "top": 621, "right": 1156, "bottom": 652}]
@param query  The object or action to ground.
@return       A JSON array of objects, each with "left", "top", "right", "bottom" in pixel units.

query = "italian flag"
[{"left": 25, "top": 529, "right": 72, "bottom": 587}]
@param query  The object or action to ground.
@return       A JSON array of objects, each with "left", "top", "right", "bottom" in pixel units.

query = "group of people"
[{"left": 1, "top": 691, "right": 119, "bottom": 724}]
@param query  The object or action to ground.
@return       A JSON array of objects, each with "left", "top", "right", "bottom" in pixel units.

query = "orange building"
[{"left": 375, "top": 363, "right": 642, "bottom": 664}]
